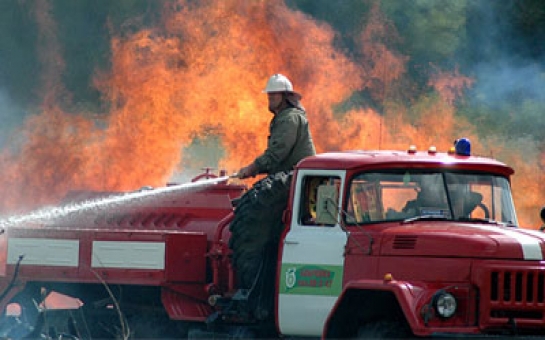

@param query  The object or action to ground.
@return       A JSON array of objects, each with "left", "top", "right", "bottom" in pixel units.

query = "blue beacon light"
[{"left": 454, "top": 138, "right": 471, "bottom": 156}]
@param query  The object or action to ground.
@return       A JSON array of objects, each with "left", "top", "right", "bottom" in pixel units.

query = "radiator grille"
[
  {"left": 487, "top": 269, "right": 545, "bottom": 321},
  {"left": 490, "top": 270, "right": 545, "bottom": 304}
]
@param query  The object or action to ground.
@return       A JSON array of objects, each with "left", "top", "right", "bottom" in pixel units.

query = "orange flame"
[{"left": 0, "top": 0, "right": 543, "bottom": 229}]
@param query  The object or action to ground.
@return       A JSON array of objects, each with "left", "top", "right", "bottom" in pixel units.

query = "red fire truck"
[{"left": 0, "top": 141, "right": 544, "bottom": 339}]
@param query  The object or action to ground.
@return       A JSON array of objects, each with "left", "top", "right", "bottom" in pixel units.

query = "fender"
[{"left": 322, "top": 278, "right": 426, "bottom": 338}]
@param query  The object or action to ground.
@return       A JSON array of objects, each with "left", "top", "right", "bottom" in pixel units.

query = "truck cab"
[{"left": 277, "top": 145, "right": 545, "bottom": 338}]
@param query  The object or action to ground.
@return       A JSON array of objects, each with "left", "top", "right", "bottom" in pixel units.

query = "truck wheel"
[
  {"left": 357, "top": 321, "right": 412, "bottom": 338},
  {"left": 229, "top": 171, "right": 292, "bottom": 289}
]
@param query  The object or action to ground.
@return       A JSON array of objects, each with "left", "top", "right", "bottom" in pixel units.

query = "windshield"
[{"left": 345, "top": 170, "right": 518, "bottom": 226}]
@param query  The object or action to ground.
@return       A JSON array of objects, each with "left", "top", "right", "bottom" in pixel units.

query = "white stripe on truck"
[
  {"left": 8, "top": 238, "right": 79, "bottom": 267},
  {"left": 7, "top": 238, "right": 166, "bottom": 269},
  {"left": 92, "top": 241, "right": 165, "bottom": 269}
]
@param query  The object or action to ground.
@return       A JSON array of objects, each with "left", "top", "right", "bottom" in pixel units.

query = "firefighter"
[
  {"left": 229, "top": 75, "right": 316, "bottom": 319},
  {"left": 237, "top": 74, "right": 316, "bottom": 179}
]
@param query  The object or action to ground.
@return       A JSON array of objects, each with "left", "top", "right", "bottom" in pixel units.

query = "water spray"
[{"left": 0, "top": 175, "right": 236, "bottom": 229}]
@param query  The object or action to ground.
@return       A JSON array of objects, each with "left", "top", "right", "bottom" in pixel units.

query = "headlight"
[{"left": 434, "top": 292, "right": 457, "bottom": 318}]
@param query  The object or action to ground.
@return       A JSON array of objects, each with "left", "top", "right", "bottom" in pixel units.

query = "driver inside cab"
[{"left": 402, "top": 176, "right": 448, "bottom": 217}]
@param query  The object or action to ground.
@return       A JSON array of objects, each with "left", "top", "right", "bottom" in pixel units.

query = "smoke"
[
  {"left": 470, "top": 62, "right": 545, "bottom": 106},
  {"left": 0, "top": 0, "right": 543, "bottom": 227},
  {"left": 463, "top": 0, "right": 545, "bottom": 133},
  {"left": 0, "top": 90, "right": 25, "bottom": 149}
]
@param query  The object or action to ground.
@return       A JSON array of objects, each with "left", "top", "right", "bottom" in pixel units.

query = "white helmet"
[{"left": 263, "top": 74, "right": 297, "bottom": 94}]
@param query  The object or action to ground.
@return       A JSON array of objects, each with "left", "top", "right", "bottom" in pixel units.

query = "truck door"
[{"left": 278, "top": 170, "right": 348, "bottom": 337}]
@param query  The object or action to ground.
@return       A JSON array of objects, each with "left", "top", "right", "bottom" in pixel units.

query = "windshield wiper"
[
  {"left": 455, "top": 217, "right": 519, "bottom": 228},
  {"left": 402, "top": 215, "right": 450, "bottom": 224},
  {"left": 456, "top": 217, "right": 497, "bottom": 224}
]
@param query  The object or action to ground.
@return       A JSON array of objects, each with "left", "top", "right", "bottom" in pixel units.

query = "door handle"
[{"left": 284, "top": 239, "right": 299, "bottom": 245}]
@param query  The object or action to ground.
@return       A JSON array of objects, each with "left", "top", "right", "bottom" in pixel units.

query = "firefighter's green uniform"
[{"left": 254, "top": 107, "right": 316, "bottom": 174}]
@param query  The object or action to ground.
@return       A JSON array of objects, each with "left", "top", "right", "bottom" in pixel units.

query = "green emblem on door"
[{"left": 279, "top": 264, "right": 343, "bottom": 296}]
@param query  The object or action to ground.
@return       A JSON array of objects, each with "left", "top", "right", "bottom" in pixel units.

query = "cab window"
[
  {"left": 299, "top": 175, "right": 341, "bottom": 226},
  {"left": 345, "top": 170, "right": 517, "bottom": 225}
]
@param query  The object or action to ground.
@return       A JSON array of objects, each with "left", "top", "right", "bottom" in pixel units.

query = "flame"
[
  {"left": 359, "top": 2, "right": 408, "bottom": 103},
  {"left": 429, "top": 66, "right": 474, "bottom": 105},
  {"left": 0, "top": 0, "right": 543, "bottom": 228}
]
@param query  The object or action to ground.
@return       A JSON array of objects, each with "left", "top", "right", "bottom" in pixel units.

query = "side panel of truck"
[{"left": 278, "top": 170, "right": 348, "bottom": 336}]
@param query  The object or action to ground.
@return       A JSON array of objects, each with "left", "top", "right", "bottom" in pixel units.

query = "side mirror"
[{"left": 315, "top": 184, "right": 339, "bottom": 225}]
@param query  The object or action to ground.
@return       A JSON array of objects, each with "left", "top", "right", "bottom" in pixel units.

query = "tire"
[
  {"left": 357, "top": 321, "right": 413, "bottom": 339},
  {"left": 228, "top": 171, "right": 292, "bottom": 290}
]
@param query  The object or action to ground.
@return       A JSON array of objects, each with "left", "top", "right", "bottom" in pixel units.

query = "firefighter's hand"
[{"left": 237, "top": 163, "right": 258, "bottom": 179}]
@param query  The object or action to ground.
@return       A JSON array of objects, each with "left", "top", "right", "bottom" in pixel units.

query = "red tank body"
[{"left": 0, "top": 175, "right": 246, "bottom": 330}]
